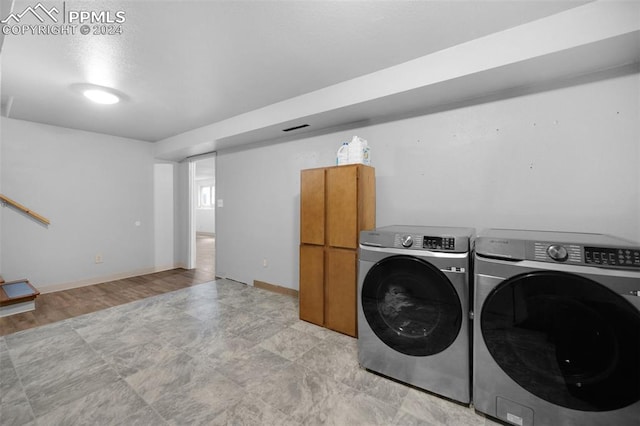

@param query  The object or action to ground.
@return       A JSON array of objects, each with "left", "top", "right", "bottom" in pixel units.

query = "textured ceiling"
[{"left": 1, "top": 0, "right": 590, "bottom": 142}]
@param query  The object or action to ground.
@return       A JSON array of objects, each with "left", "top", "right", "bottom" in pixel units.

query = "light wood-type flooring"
[
  {"left": 0, "top": 235, "right": 216, "bottom": 336},
  {"left": 1, "top": 278, "right": 501, "bottom": 426},
  {"left": 0, "top": 234, "right": 502, "bottom": 425}
]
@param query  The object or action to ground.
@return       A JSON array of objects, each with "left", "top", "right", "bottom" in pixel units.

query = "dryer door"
[
  {"left": 361, "top": 255, "right": 462, "bottom": 356},
  {"left": 481, "top": 271, "right": 640, "bottom": 412}
]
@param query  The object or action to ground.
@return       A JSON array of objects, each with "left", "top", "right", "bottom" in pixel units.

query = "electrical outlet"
[
  {"left": 95, "top": 254, "right": 103, "bottom": 264},
  {"left": 263, "top": 258, "right": 268, "bottom": 268}
]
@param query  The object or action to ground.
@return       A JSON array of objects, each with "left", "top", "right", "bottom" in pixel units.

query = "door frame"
[{"left": 186, "top": 153, "right": 217, "bottom": 270}]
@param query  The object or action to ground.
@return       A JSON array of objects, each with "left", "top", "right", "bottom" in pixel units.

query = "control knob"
[
  {"left": 547, "top": 244, "right": 568, "bottom": 262},
  {"left": 401, "top": 235, "right": 414, "bottom": 248}
]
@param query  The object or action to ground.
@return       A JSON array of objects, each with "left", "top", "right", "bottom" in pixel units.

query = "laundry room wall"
[
  {"left": 154, "top": 162, "right": 176, "bottom": 271},
  {"left": 0, "top": 119, "right": 3, "bottom": 277},
  {"left": 174, "top": 161, "right": 190, "bottom": 269},
  {"left": 0, "top": 118, "right": 160, "bottom": 291},
  {"left": 215, "top": 68, "right": 640, "bottom": 289}
]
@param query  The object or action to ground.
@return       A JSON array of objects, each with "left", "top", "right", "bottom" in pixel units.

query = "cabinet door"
[
  {"left": 325, "top": 247, "right": 357, "bottom": 337},
  {"left": 358, "top": 165, "right": 376, "bottom": 233},
  {"left": 300, "top": 168, "right": 325, "bottom": 245},
  {"left": 326, "top": 165, "right": 359, "bottom": 249},
  {"left": 299, "top": 244, "right": 324, "bottom": 326}
]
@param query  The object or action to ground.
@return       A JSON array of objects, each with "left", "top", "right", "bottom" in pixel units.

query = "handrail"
[{"left": 0, "top": 194, "right": 50, "bottom": 225}]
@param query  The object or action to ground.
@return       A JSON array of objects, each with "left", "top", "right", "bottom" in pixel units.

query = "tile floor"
[{"left": 1, "top": 279, "right": 501, "bottom": 425}]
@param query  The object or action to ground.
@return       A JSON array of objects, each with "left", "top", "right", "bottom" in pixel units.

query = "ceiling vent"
[{"left": 282, "top": 124, "right": 309, "bottom": 132}]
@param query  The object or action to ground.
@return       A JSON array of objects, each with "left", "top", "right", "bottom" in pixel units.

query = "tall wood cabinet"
[{"left": 299, "top": 164, "right": 375, "bottom": 337}]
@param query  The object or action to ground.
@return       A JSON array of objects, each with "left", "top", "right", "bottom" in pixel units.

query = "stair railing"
[{"left": 0, "top": 194, "right": 50, "bottom": 225}]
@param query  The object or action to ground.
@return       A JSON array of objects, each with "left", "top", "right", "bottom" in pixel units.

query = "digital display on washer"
[
  {"left": 584, "top": 246, "right": 640, "bottom": 267},
  {"left": 423, "top": 236, "right": 455, "bottom": 250}
]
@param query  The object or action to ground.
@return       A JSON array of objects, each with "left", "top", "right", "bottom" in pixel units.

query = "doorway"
[{"left": 190, "top": 156, "right": 216, "bottom": 277}]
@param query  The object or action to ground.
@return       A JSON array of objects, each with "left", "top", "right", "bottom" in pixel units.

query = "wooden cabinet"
[
  {"left": 299, "top": 244, "right": 324, "bottom": 326},
  {"left": 324, "top": 247, "right": 358, "bottom": 336},
  {"left": 299, "top": 164, "right": 375, "bottom": 337}
]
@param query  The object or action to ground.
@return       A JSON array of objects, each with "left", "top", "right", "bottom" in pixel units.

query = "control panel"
[
  {"left": 424, "top": 236, "right": 456, "bottom": 251},
  {"left": 534, "top": 242, "right": 582, "bottom": 263},
  {"left": 392, "top": 234, "right": 456, "bottom": 251},
  {"left": 585, "top": 246, "right": 640, "bottom": 268},
  {"left": 530, "top": 241, "right": 640, "bottom": 269}
]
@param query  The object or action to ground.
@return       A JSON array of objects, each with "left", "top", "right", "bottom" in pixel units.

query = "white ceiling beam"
[{"left": 154, "top": 0, "right": 640, "bottom": 161}]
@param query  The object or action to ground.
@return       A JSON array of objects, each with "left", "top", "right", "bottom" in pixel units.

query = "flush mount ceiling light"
[
  {"left": 71, "top": 83, "right": 127, "bottom": 105},
  {"left": 83, "top": 88, "right": 120, "bottom": 104}
]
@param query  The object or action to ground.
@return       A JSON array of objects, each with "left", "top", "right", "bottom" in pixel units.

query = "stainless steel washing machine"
[
  {"left": 358, "top": 225, "right": 474, "bottom": 404},
  {"left": 474, "top": 229, "right": 640, "bottom": 426}
]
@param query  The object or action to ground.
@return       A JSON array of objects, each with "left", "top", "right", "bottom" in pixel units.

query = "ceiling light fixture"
[
  {"left": 83, "top": 88, "right": 120, "bottom": 105},
  {"left": 71, "top": 83, "right": 126, "bottom": 105}
]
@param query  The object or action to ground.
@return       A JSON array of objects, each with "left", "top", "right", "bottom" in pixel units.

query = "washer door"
[
  {"left": 361, "top": 255, "right": 462, "bottom": 356},
  {"left": 481, "top": 271, "right": 640, "bottom": 412}
]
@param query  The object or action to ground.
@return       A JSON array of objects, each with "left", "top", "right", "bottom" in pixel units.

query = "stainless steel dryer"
[
  {"left": 474, "top": 229, "right": 640, "bottom": 426},
  {"left": 358, "top": 225, "right": 474, "bottom": 404}
]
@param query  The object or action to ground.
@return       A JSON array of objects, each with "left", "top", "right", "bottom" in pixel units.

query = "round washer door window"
[
  {"left": 481, "top": 271, "right": 640, "bottom": 412},
  {"left": 361, "top": 255, "right": 462, "bottom": 356}
]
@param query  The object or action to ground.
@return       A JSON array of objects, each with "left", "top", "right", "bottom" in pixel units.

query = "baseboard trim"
[
  {"left": 38, "top": 265, "right": 184, "bottom": 294},
  {"left": 253, "top": 280, "right": 298, "bottom": 298}
]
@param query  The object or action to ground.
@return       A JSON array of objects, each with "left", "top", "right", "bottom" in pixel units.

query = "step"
[{"left": 0, "top": 279, "right": 40, "bottom": 317}]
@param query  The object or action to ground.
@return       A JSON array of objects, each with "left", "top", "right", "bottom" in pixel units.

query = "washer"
[
  {"left": 473, "top": 229, "right": 640, "bottom": 426},
  {"left": 358, "top": 225, "right": 474, "bottom": 404}
]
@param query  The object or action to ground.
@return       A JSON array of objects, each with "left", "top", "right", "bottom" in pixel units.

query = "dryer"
[
  {"left": 473, "top": 229, "right": 640, "bottom": 426},
  {"left": 358, "top": 225, "right": 474, "bottom": 404}
]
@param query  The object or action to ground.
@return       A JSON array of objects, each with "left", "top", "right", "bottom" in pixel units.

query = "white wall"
[
  {"left": 1, "top": 118, "right": 159, "bottom": 291},
  {"left": 0, "top": 117, "right": 4, "bottom": 277},
  {"left": 174, "top": 162, "right": 190, "bottom": 269},
  {"left": 154, "top": 163, "right": 175, "bottom": 269},
  {"left": 216, "top": 71, "right": 640, "bottom": 289}
]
